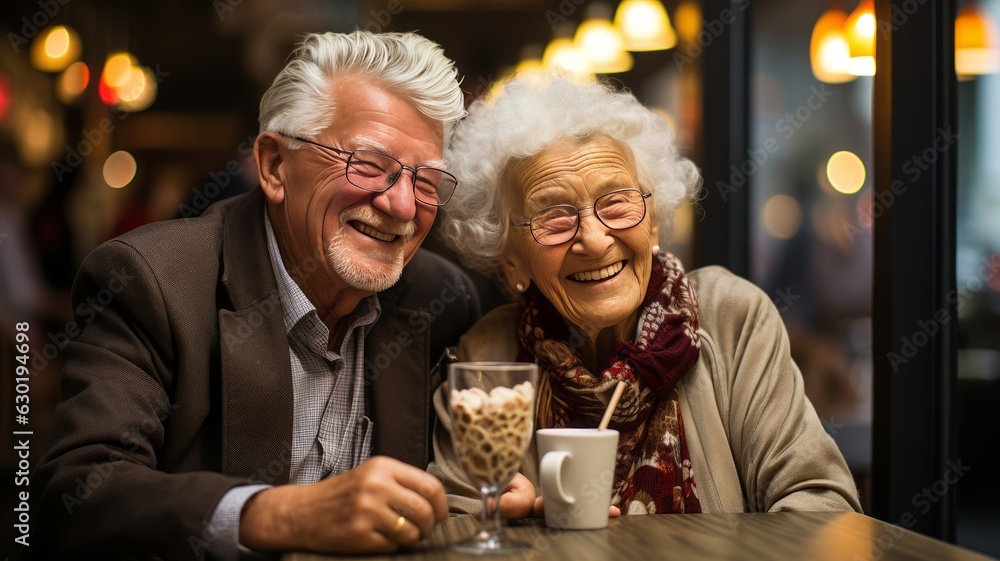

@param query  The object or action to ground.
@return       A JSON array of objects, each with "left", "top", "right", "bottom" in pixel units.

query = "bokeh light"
[
  {"left": 827, "top": 151, "right": 867, "bottom": 194},
  {"left": 103, "top": 52, "right": 138, "bottom": 88},
  {"left": 674, "top": 1, "right": 702, "bottom": 43},
  {"left": 117, "top": 66, "right": 157, "bottom": 111},
  {"left": 99, "top": 75, "right": 119, "bottom": 106},
  {"left": 20, "top": 109, "right": 57, "bottom": 166},
  {"left": 763, "top": 195, "right": 803, "bottom": 239},
  {"left": 103, "top": 150, "right": 138, "bottom": 188},
  {"left": 57, "top": 62, "right": 90, "bottom": 104},
  {"left": 0, "top": 75, "right": 10, "bottom": 124},
  {"left": 30, "top": 26, "right": 82, "bottom": 72}
]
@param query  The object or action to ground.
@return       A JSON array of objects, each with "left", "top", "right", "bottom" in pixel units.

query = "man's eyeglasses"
[
  {"left": 288, "top": 136, "right": 458, "bottom": 206},
  {"left": 511, "top": 189, "right": 653, "bottom": 246}
]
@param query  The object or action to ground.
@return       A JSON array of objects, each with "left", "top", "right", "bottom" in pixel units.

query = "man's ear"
[{"left": 254, "top": 132, "right": 286, "bottom": 205}]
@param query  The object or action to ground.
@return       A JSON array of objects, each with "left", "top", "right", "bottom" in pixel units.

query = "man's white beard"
[{"left": 326, "top": 207, "right": 415, "bottom": 293}]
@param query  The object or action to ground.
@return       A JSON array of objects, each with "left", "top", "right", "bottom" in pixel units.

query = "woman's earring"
[
  {"left": 652, "top": 245, "right": 661, "bottom": 255},
  {"left": 515, "top": 282, "right": 526, "bottom": 292}
]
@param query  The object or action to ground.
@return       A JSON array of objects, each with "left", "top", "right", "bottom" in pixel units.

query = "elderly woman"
[{"left": 429, "top": 75, "right": 861, "bottom": 517}]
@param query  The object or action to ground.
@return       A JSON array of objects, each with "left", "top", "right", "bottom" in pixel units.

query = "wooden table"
[{"left": 285, "top": 512, "right": 997, "bottom": 560}]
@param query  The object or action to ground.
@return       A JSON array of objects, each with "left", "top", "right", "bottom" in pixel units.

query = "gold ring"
[{"left": 391, "top": 515, "right": 407, "bottom": 537}]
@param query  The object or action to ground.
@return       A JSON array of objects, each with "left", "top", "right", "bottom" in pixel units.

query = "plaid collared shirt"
[{"left": 264, "top": 213, "right": 378, "bottom": 484}]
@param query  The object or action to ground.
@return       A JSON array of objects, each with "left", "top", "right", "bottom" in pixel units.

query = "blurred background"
[{"left": 0, "top": 0, "right": 997, "bottom": 556}]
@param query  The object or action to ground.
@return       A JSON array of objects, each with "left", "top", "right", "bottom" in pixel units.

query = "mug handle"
[{"left": 540, "top": 451, "right": 575, "bottom": 505}]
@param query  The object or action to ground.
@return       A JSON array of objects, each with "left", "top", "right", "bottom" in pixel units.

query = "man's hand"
[
  {"left": 497, "top": 473, "right": 621, "bottom": 519},
  {"left": 239, "top": 456, "right": 448, "bottom": 553}
]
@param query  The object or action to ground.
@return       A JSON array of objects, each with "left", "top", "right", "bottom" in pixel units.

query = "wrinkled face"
[
  {"left": 503, "top": 137, "right": 659, "bottom": 336},
  {"left": 280, "top": 75, "right": 443, "bottom": 293}
]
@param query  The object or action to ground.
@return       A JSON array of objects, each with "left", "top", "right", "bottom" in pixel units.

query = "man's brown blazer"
[{"left": 34, "top": 188, "right": 480, "bottom": 559}]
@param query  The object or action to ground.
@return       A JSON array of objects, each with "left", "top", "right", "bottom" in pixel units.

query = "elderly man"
[{"left": 35, "top": 31, "right": 478, "bottom": 560}]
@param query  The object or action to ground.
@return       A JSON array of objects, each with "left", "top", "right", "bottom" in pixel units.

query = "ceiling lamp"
[
  {"left": 542, "top": 38, "right": 593, "bottom": 77},
  {"left": 515, "top": 58, "right": 545, "bottom": 75},
  {"left": 673, "top": 1, "right": 702, "bottom": 44},
  {"left": 614, "top": 0, "right": 677, "bottom": 52},
  {"left": 575, "top": 17, "right": 633, "bottom": 73},
  {"left": 845, "top": 0, "right": 876, "bottom": 76},
  {"left": 811, "top": 7, "right": 856, "bottom": 83},
  {"left": 956, "top": 3, "right": 1000, "bottom": 79}
]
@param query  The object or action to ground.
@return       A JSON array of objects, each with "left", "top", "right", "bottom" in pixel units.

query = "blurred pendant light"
[
  {"left": 673, "top": 1, "right": 703, "bottom": 44},
  {"left": 956, "top": 3, "right": 1000, "bottom": 79},
  {"left": 845, "top": 0, "right": 876, "bottom": 76},
  {"left": 811, "top": 6, "right": 856, "bottom": 83},
  {"left": 575, "top": 4, "right": 633, "bottom": 73},
  {"left": 614, "top": 0, "right": 677, "bottom": 52},
  {"left": 515, "top": 58, "right": 545, "bottom": 74},
  {"left": 514, "top": 43, "right": 545, "bottom": 77},
  {"left": 543, "top": 38, "right": 593, "bottom": 75},
  {"left": 543, "top": 23, "right": 593, "bottom": 78}
]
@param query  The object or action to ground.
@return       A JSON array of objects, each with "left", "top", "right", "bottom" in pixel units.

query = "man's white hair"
[
  {"left": 439, "top": 74, "right": 702, "bottom": 282},
  {"left": 259, "top": 31, "right": 465, "bottom": 145}
]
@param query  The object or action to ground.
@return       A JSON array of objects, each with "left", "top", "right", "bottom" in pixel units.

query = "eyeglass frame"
[
  {"left": 286, "top": 135, "right": 458, "bottom": 206},
  {"left": 511, "top": 189, "right": 654, "bottom": 246}
]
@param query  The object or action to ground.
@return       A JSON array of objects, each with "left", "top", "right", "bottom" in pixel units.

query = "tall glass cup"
[{"left": 447, "top": 362, "right": 538, "bottom": 554}]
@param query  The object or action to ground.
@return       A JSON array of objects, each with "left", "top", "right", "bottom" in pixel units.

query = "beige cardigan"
[{"left": 428, "top": 266, "right": 863, "bottom": 514}]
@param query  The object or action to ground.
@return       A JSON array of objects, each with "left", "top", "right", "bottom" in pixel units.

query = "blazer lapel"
[
  {"left": 217, "top": 190, "right": 294, "bottom": 482},
  {"left": 219, "top": 299, "right": 293, "bottom": 481},
  {"left": 368, "top": 293, "right": 433, "bottom": 469}
]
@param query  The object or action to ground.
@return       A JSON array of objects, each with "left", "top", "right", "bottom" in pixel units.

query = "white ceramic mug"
[{"left": 536, "top": 428, "right": 619, "bottom": 530}]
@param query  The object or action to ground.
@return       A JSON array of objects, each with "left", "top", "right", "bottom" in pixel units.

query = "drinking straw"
[{"left": 598, "top": 381, "right": 626, "bottom": 430}]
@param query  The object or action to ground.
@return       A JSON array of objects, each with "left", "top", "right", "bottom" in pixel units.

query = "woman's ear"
[
  {"left": 254, "top": 132, "right": 286, "bottom": 205},
  {"left": 647, "top": 201, "right": 660, "bottom": 249},
  {"left": 501, "top": 254, "right": 530, "bottom": 293}
]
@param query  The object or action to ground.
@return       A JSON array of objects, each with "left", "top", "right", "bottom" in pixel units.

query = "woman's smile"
[{"left": 568, "top": 260, "right": 627, "bottom": 282}]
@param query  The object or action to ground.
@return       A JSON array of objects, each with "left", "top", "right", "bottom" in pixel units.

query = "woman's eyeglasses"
[
  {"left": 288, "top": 136, "right": 458, "bottom": 206},
  {"left": 511, "top": 189, "right": 653, "bottom": 246}
]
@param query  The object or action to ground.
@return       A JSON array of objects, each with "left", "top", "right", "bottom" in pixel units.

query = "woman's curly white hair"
[{"left": 439, "top": 74, "right": 701, "bottom": 283}]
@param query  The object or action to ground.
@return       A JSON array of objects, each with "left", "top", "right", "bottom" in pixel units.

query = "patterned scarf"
[{"left": 517, "top": 251, "right": 703, "bottom": 514}]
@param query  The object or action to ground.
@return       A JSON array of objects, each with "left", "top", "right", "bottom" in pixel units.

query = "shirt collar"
[{"left": 264, "top": 210, "right": 381, "bottom": 343}]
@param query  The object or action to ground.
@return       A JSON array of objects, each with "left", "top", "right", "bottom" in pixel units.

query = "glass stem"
[{"left": 480, "top": 486, "right": 502, "bottom": 540}]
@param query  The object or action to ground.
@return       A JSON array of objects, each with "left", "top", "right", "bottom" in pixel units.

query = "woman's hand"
[
  {"left": 498, "top": 473, "right": 622, "bottom": 519},
  {"left": 498, "top": 473, "right": 539, "bottom": 519}
]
